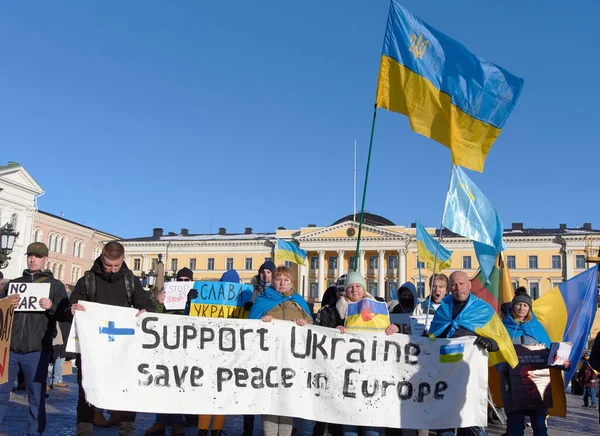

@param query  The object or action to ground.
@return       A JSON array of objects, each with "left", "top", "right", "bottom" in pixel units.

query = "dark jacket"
[
  {"left": 314, "top": 304, "right": 343, "bottom": 329},
  {"left": 577, "top": 360, "right": 597, "bottom": 387},
  {"left": 2, "top": 269, "right": 69, "bottom": 354},
  {"left": 590, "top": 331, "right": 600, "bottom": 373},
  {"left": 70, "top": 257, "right": 154, "bottom": 312}
]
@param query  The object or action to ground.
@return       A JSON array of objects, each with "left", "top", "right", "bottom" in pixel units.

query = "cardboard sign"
[
  {"left": 74, "top": 301, "right": 489, "bottom": 429},
  {"left": 189, "top": 281, "right": 253, "bottom": 319},
  {"left": 0, "top": 295, "right": 17, "bottom": 384},
  {"left": 164, "top": 281, "right": 194, "bottom": 311},
  {"left": 505, "top": 344, "right": 552, "bottom": 413},
  {"left": 6, "top": 283, "right": 50, "bottom": 311},
  {"left": 409, "top": 315, "right": 433, "bottom": 337},
  {"left": 345, "top": 299, "right": 390, "bottom": 332},
  {"left": 548, "top": 342, "right": 572, "bottom": 366},
  {"left": 390, "top": 313, "right": 412, "bottom": 334}
]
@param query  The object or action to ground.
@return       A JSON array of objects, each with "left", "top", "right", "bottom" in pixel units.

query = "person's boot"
[
  {"left": 93, "top": 412, "right": 110, "bottom": 428},
  {"left": 119, "top": 421, "right": 135, "bottom": 436},
  {"left": 171, "top": 423, "right": 185, "bottom": 436},
  {"left": 76, "top": 422, "right": 94, "bottom": 436},
  {"left": 144, "top": 423, "right": 167, "bottom": 435},
  {"left": 215, "top": 431, "right": 228, "bottom": 436},
  {"left": 197, "top": 430, "right": 209, "bottom": 436},
  {"left": 109, "top": 411, "right": 122, "bottom": 425}
]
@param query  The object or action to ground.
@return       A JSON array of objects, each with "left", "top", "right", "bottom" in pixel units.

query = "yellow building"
[{"left": 119, "top": 214, "right": 600, "bottom": 309}]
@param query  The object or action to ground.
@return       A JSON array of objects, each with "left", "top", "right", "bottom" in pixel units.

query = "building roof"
[
  {"left": 331, "top": 212, "right": 396, "bottom": 227},
  {"left": 38, "top": 210, "right": 121, "bottom": 239},
  {"left": 120, "top": 232, "right": 276, "bottom": 242}
]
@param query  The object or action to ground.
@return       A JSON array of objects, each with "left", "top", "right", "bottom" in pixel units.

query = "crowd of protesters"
[{"left": 0, "top": 240, "right": 599, "bottom": 436}]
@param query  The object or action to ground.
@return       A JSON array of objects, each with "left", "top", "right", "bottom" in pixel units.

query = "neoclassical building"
[{"left": 119, "top": 213, "right": 600, "bottom": 304}]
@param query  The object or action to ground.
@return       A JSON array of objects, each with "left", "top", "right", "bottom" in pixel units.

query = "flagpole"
[
  {"left": 423, "top": 164, "right": 455, "bottom": 330},
  {"left": 354, "top": 105, "right": 378, "bottom": 272},
  {"left": 353, "top": 139, "right": 357, "bottom": 222}
]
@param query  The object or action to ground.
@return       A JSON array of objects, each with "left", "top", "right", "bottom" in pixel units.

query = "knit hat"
[
  {"left": 176, "top": 267, "right": 194, "bottom": 281},
  {"left": 512, "top": 286, "right": 532, "bottom": 309},
  {"left": 258, "top": 261, "right": 276, "bottom": 275},
  {"left": 26, "top": 242, "right": 48, "bottom": 257},
  {"left": 220, "top": 269, "right": 240, "bottom": 283},
  {"left": 344, "top": 271, "right": 366, "bottom": 291}
]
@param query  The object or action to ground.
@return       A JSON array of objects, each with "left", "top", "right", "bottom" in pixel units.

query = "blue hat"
[{"left": 220, "top": 269, "right": 240, "bottom": 283}]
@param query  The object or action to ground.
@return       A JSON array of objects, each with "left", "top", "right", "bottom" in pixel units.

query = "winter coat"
[
  {"left": 70, "top": 257, "right": 154, "bottom": 312},
  {"left": 590, "top": 331, "right": 600, "bottom": 373},
  {"left": 577, "top": 361, "right": 597, "bottom": 387},
  {"left": 2, "top": 269, "right": 69, "bottom": 354}
]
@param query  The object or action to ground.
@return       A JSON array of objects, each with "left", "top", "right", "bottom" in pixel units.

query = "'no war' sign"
[{"left": 7, "top": 283, "right": 50, "bottom": 311}]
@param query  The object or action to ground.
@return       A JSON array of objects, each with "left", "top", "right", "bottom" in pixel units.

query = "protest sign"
[
  {"left": 390, "top": 313, "right": 411, "bottom": 334},
  {"left": 6, "top": 282, "right": 50, "bottom": 311},
  {"left": 66, "top": 317, "right": 80, "bottom": 354},
  {"left": 548, "top": 342, "right": 572, "bottom": 366},
  {"left": 409, "top": 315, "right": 432, "bottom": 337},
  {"left": 164, "top": 281, "right": 194, "bottom": 311},
  {"left": 0, "top": 295, "right": 17, "bottom": 384},
  {"left": 188, "top": 281, "right": 252, "bottom": 319},
  {"left": 345, "top": 299, "right": 389, "bottom": 332},
  {"left": 505, "top": 344, "right": 552, "bottom": 413},
  {"left": 75, "top": 301, "right": 488, "bottom": 429}
]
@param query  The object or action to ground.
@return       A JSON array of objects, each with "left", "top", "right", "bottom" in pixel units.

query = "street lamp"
[
  {"left": 0, "top": 223, "right": 19, "bottom": 269},
  {"left": 146, "top": 269, "right": 157, "bottom": 287}
]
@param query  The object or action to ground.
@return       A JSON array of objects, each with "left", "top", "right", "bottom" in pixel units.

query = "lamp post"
[
  {"left": 0, "top": 223, "right": 19, "bottom": 269},
  {"left": 146, "top": 269, "right": 157, "bottom": 288}
]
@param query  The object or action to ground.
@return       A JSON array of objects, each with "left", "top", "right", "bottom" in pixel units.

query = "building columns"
[
  {"left": 337, "top": 250, "right": 345, "bottom": 279},
  {"left": 377, "top": 250, "right": 385, "bottom": 298},
  {"left": 565, "top": 249, "right": 573, "bottom": 280},
  {"left": 398, "top": 249, "right": 407, "bottom": 285},
  {"left": 318, "top": 250, "right": 325, "bottom": 301}
]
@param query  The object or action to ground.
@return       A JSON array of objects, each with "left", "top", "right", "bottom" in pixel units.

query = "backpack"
[{"left": 84, "top": 270, "right": 134, "bottom": 307}]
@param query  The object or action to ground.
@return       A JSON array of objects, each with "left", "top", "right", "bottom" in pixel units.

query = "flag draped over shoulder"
[
  {"left": 276, "top": 239, "right": 307, "bottom": 265},
  {"left": 471, "top": 253, "right": 514, "bottom": 314},
  {"left": 429, "top": 293, "right": 518, "bottom": 368},
  {"left": 533, "top": 265, "right": 599, "bottom": 389},
  {"left": 416, "top": 221, "right": 452, "bottom": 273},
  {"left": 443, "top": 166, "right": 505, "bottom": 282},
  {"left": 375, "top": 1, "right": 524, "bottom": 172}
]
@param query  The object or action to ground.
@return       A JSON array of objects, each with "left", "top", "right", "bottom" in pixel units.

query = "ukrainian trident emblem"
[{"left": 409, "top": 33, "right": 429, "bottom": 59}]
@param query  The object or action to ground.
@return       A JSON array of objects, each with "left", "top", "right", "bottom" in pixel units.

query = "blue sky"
[{"left": 1, "top": 0, "right": 599, "bottom": 238}]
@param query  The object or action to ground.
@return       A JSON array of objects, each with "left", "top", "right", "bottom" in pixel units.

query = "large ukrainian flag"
[
  {"left": 416, "top": 220, "right": 452, "bottom": 273},
  {"left": 376, "top": 1, "right": 524, "bottom": 172},
  {"left": 276, "top": 239, "right": 307, "bottom": 265}
]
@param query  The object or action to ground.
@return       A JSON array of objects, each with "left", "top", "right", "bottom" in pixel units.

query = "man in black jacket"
[
  {"left": 0, "top": 242, "right": 69, "bottom": 435},
  {"left": 70, "top": 241, "right": 153, "bottom": 436}
]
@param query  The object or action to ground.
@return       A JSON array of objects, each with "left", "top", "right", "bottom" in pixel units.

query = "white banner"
[
  {"left": 6, "top": 283, "right": 50, "bottom": 311},
  {"left": 163, "top": 281, "right": 194, "bottom": 311},
  {"left": 72, "top": 302, "right": 488, "bottom": 429}
]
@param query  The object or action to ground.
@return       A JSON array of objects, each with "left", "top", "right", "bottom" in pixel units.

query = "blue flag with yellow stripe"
[
  {"left": 276, "top": 239, "right": 307, "bottom": 265},
  {"left": 416, "top": 220, "right": 452, "bottom": 273},
  {"left": 376, "top": 1, "right": 524, "bottom": 172}
]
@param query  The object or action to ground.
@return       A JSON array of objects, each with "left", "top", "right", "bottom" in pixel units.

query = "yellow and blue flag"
[
  {"left": 443, "top": 165, "right": 505, "bottom": 283},
  {"left": 533, "top": 265, "right": 599, "bottom": 389},
  {"left": 346, "top": 298, "right": 390, "bottom": 332},
  {"left": 416, "top": 220, "right": 452, "bottom": 273},
  {"left": 276, "top": 239, "right": 307, "bottom": 265},
  {"left": 439, "top": 343, "right": 464, "bottom": 364},
  {"left": 376, "top": 1, "right": 524, "bottom": 172}
]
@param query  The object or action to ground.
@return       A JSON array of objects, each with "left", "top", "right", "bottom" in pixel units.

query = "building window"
[
  {"left": 369, "top": 256, "right": 378, "bottom": 270},
  {"left": 416, "top": 281, "right": 426, "bottom": 299},
  {"left": 388, "top": 256, "right": 398, "bottom": 269},
  {"left": 551, "top": 255, "right": 561, "bottom": 269},
  {"left": 388, "top": 282, "right": 397, "bottom": 298},
  {"left": 245, "top": 258, "right": 253, "bottom": 270},
  {"left": 528, "top": 255, "right": 538, "bottom": 269},
  {"left": 310, "top": 256, "right": 319, "bottom": 269},
  {"left": 94, "top": 247, "right": 101, "bottom": 259},
  {"left": 309, "top": 282, "right": 318, "bottom": 298},
  {"left": 78, "top": 242, "right": 83, "bottom": 258},
  {"left": 575, "top": 254, "right": 585, "bottom": 269},
  {"left": 133, "top": 258, "right": 141, "bottom": 270},
  {"left": 10, "top": 213, "right": 18, "bottom": 229},
  {"left": 171, "top": 258, "right": 178, "bottom": 272},
  {"left": 529, "top": 282, "right": 540, "bottom": 300},
  {"left": 551, "top": 281, "right": 562, "bottom": 289},
  {"left": 34, "top": 229, "right": 40, "bottom": 242},
  {"left": 207, "top": 258, "right": 215, "bottom": 270},
  {"left": 368, "top": 281, "right": 377, "bottom": 297},
  {"left": 48, "top": 234, "right": 54, "bottom": 251},
  {"left": 61, "top": 236, "right": 66, "bottom": 254},
  {"left": 226, "top": 258, "right": 234, "bottom": 270},
  {"left": 329, "top": 256, "right": 338, "bottom": 270},
  {"left": 189, "top": 258, "right": 196, "bottom": 270},
  {"left": 285, "top": 261, "right": 294, "bottom": 268},
  {"left": 511, "top": 280, "right": 519, "bottom": 290},
  {"left": 462, "top": 256, "right": 472, "bottom": 270},
  {"left": 416, "top": 260, "right": 425, "bottom": 269},
  {"left": 349, "top": 257, "right": 356, "bottom": 270},
  {"left": 58, "top": 264, "right": 64, "bottom": 280},
  {"left": 72, "top": 240, "right": 78, "bottom": 256},
  {"left": 53, "top": 236, "right": 59, "bottom": 253},
  {"left": 507, "top": 255, "right": 516, "bottom": 269},
  {"left": 264, "top": 257, "right": 272, "bottom": 264}
]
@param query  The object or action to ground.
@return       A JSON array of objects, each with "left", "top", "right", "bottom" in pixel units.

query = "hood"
[
  {"left": 91, "top": 256, "right": 129, "bottom": 283},
  {"left": 220, "top": 269, "right": 240, "bottom": 283},
  {"left": 396, "top": 281, "right": 419, "bottom": 312},
  {"left": 22, "top": 269, "right": 54, "bottom": 280}
]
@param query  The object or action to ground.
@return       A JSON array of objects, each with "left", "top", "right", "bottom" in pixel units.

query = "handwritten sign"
[
  {"left": 548, "top": 342, "right": 572, "bottom": 366},
  {"left": 0, "top": 295, "right": 17, "bottom": 384},
  {"left": 164, "top": 281, "right": 194, "bottom": 311},
  {"left": 390, "top": 313, "right": 411, "bottom": 334},
  {"left": 189, "top": 281, "right": 253, "bottom": 319},
  {"left": 73, "top": 302, "right": 489, "bottom": 429},
  {"left": 506, "top": 344, "right": 552, "bottom": 413},
  {"left": 409, "top": 315, "right": 433, "bottom": 337},
  {"left": 6, "top": 283, "right": 50, "bottom": 311}
]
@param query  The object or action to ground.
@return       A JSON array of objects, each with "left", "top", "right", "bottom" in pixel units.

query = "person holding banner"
[
  {"left": 249, "top": 265, "right": 313, "bottom": 436},
  {"left": 499, "top": 288, "right": 567, "bottom": 436},
  {"left": 70, "top": 241, "right": 154, "bottom": 436},
  {"left": 0, "top": 242, "right": 70, "bottom": 436}
]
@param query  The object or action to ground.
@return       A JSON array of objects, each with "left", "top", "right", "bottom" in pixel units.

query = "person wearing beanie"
[
  {"left": 499, "top": 286, "right": 569, "bottom": 436},
  {"left": 176, "top": 267, "right": 194, "bottom": 282}
]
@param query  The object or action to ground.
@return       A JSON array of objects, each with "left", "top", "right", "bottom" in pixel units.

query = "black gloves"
[
  {"left": 187, "top": 289, "right": 198, "bottom": 301},
  {"left": 474, "top": 336, "right": 494, "bottom": 352},
  {"left": 244, "top": 301, "right": 254, "bottom": 312}
]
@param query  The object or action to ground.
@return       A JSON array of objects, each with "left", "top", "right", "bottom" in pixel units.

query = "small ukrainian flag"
[
  {"left": 276, "top": 239, "right": 307, "bottom": 265},
  {"left": 439, "top": 343, "right": 464, "bottom": 364}
]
